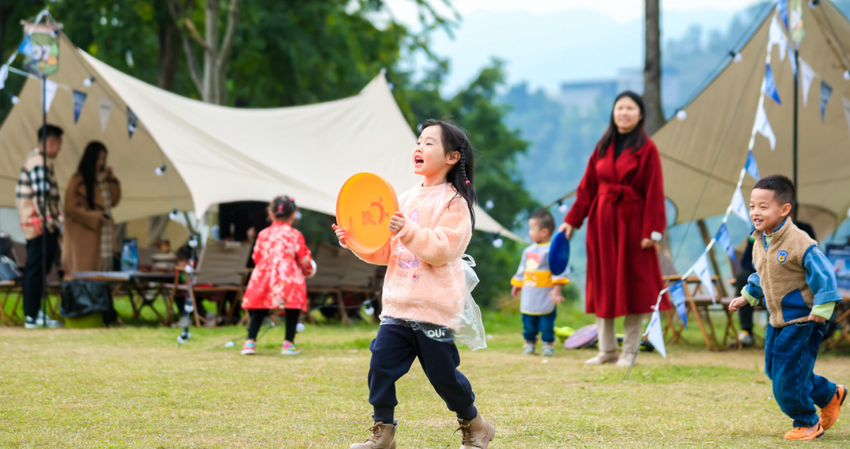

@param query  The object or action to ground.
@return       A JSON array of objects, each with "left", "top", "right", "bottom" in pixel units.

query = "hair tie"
[
  {"left": 290, "top": 197, "right": 295, "bottom": 203},
  {"left": 278, "top": 204, "right": 283, "bottom": 212},
  {"left": 465, "top": 180, "right": 471, "bottom": 185}
]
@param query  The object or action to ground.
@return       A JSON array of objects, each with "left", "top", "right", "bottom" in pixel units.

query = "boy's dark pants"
[
  {"left": 368, "top": 324, "right": 477, "bottom": 423},
  {"left": 522, "top": 308, "right": 557, "bottom": 343},
  {"left": 765, "top": 321, "right": 837, "bottom": 428}
]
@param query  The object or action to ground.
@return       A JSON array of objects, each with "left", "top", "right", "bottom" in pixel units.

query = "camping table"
[
  {"left": 662, "top": 275, "right": 737, "bottom": 351},
  {"left": 73, "top": 271, "right": 176, "bottom": 325}
]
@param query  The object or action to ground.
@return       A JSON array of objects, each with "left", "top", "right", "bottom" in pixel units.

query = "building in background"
[{"left": 558, "top": 68, "right": 682, "bottom": 118}]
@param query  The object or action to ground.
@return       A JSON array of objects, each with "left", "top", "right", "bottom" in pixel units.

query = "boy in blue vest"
[
  {"left": 729, "top": 174, "right": 846, "bottom": 441},
  {"left": 511, "top": 209, "right": 569, "bottom": 357}
]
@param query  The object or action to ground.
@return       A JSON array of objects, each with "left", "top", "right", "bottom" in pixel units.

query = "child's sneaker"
[
  {"left": 281, "top": 342, "right": 300, "bottom": 355},
  {"left": 541, "top": 343, "right": 555, "bottom": 357},
  {"left": 737, "top": 330, "right": 754, "bottom": 348},
  {"left": 784, "top": 423, "right": 824, "bottom": 440},
  {"left": 241, "top": 340, "right": 256, "bottom": 355},
  {"left": 820, "top": 384, "right": 847, "bottom": 430},
  {"left": 24, "top": 311, "right": 61, "bottom": 329},
  {"left": 522, "top": 342, "right": 535, "bottom": 355}
]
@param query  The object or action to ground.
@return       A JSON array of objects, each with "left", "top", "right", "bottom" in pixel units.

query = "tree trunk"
[
  {"left": 203, "top": 0, "right": 220, "bottom": 104},
  {"left": 644, "top": 0, "right": 664, "bottom": 135},
  {"left": 150, "top": 1, "right": 183, "bottom": 246},
  {"left": 156, "top": 4, "right": 180, "bottom": 91}
]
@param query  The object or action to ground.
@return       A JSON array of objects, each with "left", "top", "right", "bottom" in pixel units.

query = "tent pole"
[
  {"left": 793, "top": 48, "right": 799, "bottom": 221},
  {"left": 40, "top": 74, "right": 48, "bottom": 327}
]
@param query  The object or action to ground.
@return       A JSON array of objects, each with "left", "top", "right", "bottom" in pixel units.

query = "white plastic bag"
[{"left": 453, "top": 255, "right": 487, "bottom": 351}]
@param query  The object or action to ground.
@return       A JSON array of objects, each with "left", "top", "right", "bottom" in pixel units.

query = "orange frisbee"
[{"left": 336, "top": 173, "right": 399, "bottom": 255}]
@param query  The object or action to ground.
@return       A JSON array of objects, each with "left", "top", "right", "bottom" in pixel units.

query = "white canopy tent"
[
  {"left": 0, "top": 34, "right": 517, "bottom": 240},
  {"left": 653, "top": 0, "right": 850, "bottom": 238}
]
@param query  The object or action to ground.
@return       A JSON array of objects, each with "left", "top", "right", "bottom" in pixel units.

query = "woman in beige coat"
[{"left": 62, "top": 141, "right": 121, "bottom": 278}]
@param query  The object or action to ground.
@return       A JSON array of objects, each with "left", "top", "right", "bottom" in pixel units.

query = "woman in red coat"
[{"left": 560, "top": 91, "right": 668, "bottom": 366}]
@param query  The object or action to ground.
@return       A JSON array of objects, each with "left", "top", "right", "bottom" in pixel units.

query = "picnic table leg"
[
  {"left": 688, "top": 299, "right": 714, "bottom": 351},
  {"left": 336, "top": 290, "right": 350, "bottom": 325},
  {"left": 0, "top": 288, "right": 10, "bottom": 326},
  {"left": 703, "top": 308, "right": 722, "bottom": 350},
  {"left": 127, "top": 287, "right": 141, "bottom": 320},
  {"left": 226, "top": 290, "right": 242, "bottom": 326},
  {"left": 189, "top": 289, "right": 202, "bottom": 328},
  {"left": 9, "top": 294, "right": 22, "bottom": 325},
  {"left": 828, "top": 308, "right": 850, "bottom": 350},
  {"left": 158, "top": 284, "right": 174, "bottom": 326}
]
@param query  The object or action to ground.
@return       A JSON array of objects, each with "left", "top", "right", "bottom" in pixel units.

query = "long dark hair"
[
  {"left": 420, "top": 118, "right": 478, "bottom": 229},
  {"left": 78, "top": 141, "right": 107, "bottom": 210},
  {"left": 596, "top": 91, "right": 648, "bottom": 157}
]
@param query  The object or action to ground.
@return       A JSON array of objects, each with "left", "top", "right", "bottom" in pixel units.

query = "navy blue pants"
[
  {"left": 522, "top": 308, "right": 557, "bottom": 343},
  {"left": 765, "top": 321, "right": 837, "bottom": 427},
  {"left": 368, "top": 324, "right": 477, "bottom": 423}
]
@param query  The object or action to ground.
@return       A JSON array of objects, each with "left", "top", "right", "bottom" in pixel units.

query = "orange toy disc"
[{"left": 336, "top": 173, "right": 399, "bottom": 255}]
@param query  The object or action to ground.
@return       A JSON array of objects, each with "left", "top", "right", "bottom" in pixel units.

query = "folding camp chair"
[
  {"left": 168, "top": 240, "right": 252, "bottom": 327},
  {"left": 306, "top": 243, "right": 381, "bottom": 324},
  {"left": 1, "top": 241, "right": 62, "bottom": 325},
  {"left": 824, "top": 297, "right": 850, "bottom": 350},
  {"left": 663, "top": 275, "right": 739, "bottom": 351}
]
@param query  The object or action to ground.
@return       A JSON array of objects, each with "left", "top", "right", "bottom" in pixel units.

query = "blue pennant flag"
[
  {"left": 72, "top": 90, "right": 87, "bottom": 124},
  {"left": 779, "top": 0, "right": 789, "bottom": 31},
  {"left": 17, "top": 36, "right": 32, "bottom": 57},
  {"left": 764, "top": 64, "right": 782, "bottom": 105},
  {"left": 715, "top": 223, "right": 737, "bottom": 267},
  {"left": 669, "top": 280, "right": 687, "bottom": 329},
  {"left": 821, "top": 80, "right": 832, "bottom": 122},
  {"left": 745, "top": 151, "right": 760, "bottom": 181}
]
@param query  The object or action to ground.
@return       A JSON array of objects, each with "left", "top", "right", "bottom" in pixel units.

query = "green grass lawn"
[{"left": 2, "top": 296, "right": 850, "bottom": 448}]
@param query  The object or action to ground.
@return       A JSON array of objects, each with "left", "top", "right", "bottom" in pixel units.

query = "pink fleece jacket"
[{"left": 353, "top": 183, "right": 472, "bottom": 329}]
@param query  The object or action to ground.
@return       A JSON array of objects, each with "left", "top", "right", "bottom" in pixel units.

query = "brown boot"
[
  {"left": 456, "top": 413, "right": 495, "bottom": 449},
  {"left": 349, "top": 420, "right": 398, "bottom": 449}
]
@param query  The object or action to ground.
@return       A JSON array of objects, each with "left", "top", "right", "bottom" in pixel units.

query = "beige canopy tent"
[
  {"left": 653, "top": 0, "right": 850, "bottom": 238},
  {"left": 0, "top": 34, "right": 517, "bottom": 239}
]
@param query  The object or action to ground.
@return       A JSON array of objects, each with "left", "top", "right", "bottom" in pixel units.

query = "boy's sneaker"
[
  {"left": 241, "top": 340, "right": 256, "bottom": 355},
  {"left": 522, "top": 343, "right": 536, "bottom": 355},
  {"left": 784, "top": 423, "right": 824, "bottom": 440},
  {"left": 541, "top": 343, "right": 555, "bottom": 357},
  {"left": 737, "top": 330, "right": 754, "bottom": 348},
  {"left": 24, "top": 311, "right": 61, "bottom": 329},
  {"left": 820, "top": 384, "right": 847, "bottom": 430},
  {"left": 281, "top": 342, "right": 300, "bottom": 355}
]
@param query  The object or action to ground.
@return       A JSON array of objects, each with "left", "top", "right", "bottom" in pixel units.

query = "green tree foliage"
[
  {"left": 0, "top": 1, "right": 535, "bottom": 306},
  {"left": 402, "top": 59, "right": 537, "bottom": 305}
]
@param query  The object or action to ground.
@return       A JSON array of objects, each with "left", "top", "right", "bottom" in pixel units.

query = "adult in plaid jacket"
[{"left": 14, "top": 124, "right": 64, "bottom": 325}]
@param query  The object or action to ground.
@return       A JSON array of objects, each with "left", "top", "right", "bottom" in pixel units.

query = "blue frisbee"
[{"left": 549, "top": 231, "right": 570, "bottom": 276}]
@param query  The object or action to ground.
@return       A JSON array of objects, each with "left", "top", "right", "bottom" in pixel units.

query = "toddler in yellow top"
[{"left": 511, "top": 209, "right": 568, "bottom": 357}]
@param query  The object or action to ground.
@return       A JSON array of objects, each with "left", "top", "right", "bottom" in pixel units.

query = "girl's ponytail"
[{"left": 421, "top": 118, "right": 477, "bottom": 230}]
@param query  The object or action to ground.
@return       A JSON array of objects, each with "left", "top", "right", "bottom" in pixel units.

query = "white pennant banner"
[
  {"left": 99, "top": 98, "right": 113, "bottom": 132},
  {"left": 645, "top": 311, "right": 667, "bottom": 358},
  {"left": 769, "top": 14, "right": 788, "bottom": 61},
  {"left": 0, "top": 64, "right": 8, "bottom": 90},
  {"left": 43, "top": 79, "right": 57, "bottom": 113},
  {"left": 691, "top": 254, "right": 717, "bottom": 303},
  {"left": 800, "top": 58, "right": 815, "bottom": 107},
  {"left": 754, "top": 102, "right": 776, "bottom": 150},
  {"left": 730, "top": 187, "right": 751, "bottom": 226}
]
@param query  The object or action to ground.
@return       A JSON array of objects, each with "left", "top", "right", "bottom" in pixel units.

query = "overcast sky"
[
  {"left": 382, "top": 0, "right": 770, "bottom": 93},
  {"left": 385, "top": 0, "right": 766, "bottom": 26}
]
